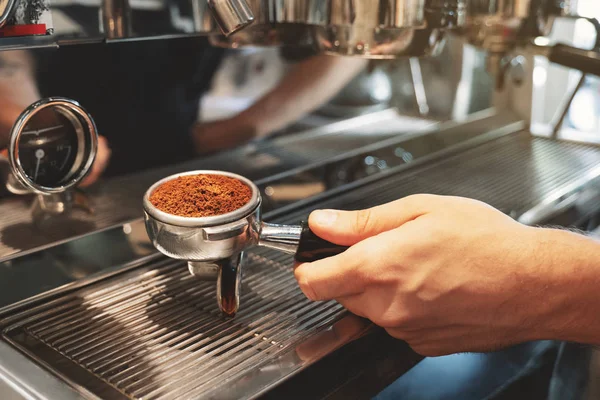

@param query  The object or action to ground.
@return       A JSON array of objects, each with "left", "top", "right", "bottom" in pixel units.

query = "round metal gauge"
[{"left": 8, "top": 98, "right": 98, "bottom": 194}]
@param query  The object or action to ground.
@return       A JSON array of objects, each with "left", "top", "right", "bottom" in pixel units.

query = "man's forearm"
[
  {"left": 0, "top": 51, "right": 40, "bottom": 147},
  {"left": 0, "top": 51, "right": 35, "bottom": 76},
  {"left": 236, "top": 54, "right": 368, "bottom": 137}
]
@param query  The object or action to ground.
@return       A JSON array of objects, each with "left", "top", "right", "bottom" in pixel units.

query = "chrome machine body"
[{"left": 0, "top": 0, "right": 598, "bottom": 399}]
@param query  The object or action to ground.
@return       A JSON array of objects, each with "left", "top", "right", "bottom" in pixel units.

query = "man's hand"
[
  {"left": 294, "top": 195, "right": 600, "bottom": 356},
  {"left": 80, "top": 135, "right": 111, "bottom": 187}
]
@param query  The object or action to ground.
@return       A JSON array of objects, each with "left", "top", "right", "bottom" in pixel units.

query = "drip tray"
[{"left": 2, "top": 253, "right": 347, "bottom": 400}]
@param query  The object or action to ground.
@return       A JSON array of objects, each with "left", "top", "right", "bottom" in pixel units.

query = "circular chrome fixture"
[{"left": 8, "top": 97, "right": 98, "bottom": 195}]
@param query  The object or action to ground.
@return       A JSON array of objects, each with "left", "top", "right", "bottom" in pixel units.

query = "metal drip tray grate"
[
  {"left": 278, "top": 132, "right": 600, "bottom": 222},
  {"left": 2, "top": 253, "right": 345, "bottom": 400}
]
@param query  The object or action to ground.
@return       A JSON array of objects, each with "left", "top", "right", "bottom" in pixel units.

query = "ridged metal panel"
[
  {"left": 273, "top": 132, "right": 600, "bottom": 220},
  {"left": 4, "top": 252, "right": 343, "bottom": 400}
]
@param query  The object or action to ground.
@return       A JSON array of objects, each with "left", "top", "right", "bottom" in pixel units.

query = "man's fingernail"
[{"left": 312, "top": 210, "right": 338, "bottom": 226}]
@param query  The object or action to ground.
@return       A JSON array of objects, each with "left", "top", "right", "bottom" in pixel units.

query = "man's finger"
[
  {"left": 80, "top": 136, "right": 111, "bottom": 187},
  {"left": 294, "top": 233, "right": 392, "bottom": 301},
  {"left": 295, "top": 247, "right": 365, "bottom": 301},
  {"left": 308, "top": 194, "right": 436, "bottom": 246},
  {"left": 336, "top": 295, "right": 368, "bottom": 318}
]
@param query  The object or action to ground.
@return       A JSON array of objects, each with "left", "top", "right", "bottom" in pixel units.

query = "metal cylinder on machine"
[
  {"left": 102, "top": 0, "right": 132, "bottom": 39},
  {"left": 207, "top": 0, "right": 255, "bottom": 36}
]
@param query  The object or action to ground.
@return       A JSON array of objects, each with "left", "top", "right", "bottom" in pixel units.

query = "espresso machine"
[{"left": 0, "top": 0, "right": 598, "bottom": 399}]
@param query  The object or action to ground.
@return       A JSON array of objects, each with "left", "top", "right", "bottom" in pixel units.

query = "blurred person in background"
[{"left": 0, "top": 41, "right": 366, "bottom": 187}]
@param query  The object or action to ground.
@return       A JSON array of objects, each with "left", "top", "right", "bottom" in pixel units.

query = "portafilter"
[{"left": 143, "top": 170, "right": 347, "bottom": 317}]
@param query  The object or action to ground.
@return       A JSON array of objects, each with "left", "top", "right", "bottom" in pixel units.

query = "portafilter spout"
[
  {"left": 143, "top": 170, "right": 347, "bottom": 317},
  {"left": 207, "top": 0, "right": 254, "bottom": 37}
]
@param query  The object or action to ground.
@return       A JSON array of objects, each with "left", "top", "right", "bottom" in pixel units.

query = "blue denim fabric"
[
  {"left": 373, "top": 341, "right": 590, "bottom": 400},
  {"left": 548, "top": 342, "right": 592, "bottom": 400}
]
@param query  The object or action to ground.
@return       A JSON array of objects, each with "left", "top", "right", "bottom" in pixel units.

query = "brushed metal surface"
[
  {"left": 2, "top": 255, "right": 351, "bottom": 400},
  {"left": 284, "top": 131, "right": 600, "bottom": 220}
]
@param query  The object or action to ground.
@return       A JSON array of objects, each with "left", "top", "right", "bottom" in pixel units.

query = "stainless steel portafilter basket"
[{"left": 143, "top": 170, "right": 346, "bottom": 317}]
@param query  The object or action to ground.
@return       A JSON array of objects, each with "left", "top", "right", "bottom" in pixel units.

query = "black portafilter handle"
[
  {"left": 539, "top": 17, "right": 600, "bottom": 78},
  {"left": 547, "top": 44, "right": 600, "bottom": 78},
  {"left": 294, "top": 221, "right": 349, "bottom": 263}
]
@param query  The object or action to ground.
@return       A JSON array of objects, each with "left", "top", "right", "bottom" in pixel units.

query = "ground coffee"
[{"left": 150, "top": 174, "right": 252, "bottom": 218}]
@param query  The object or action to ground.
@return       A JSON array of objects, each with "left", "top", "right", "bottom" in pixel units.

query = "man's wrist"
[
  {"left": 191, "top": 116, "right": 258, "bottom": 155},
  {"left": 234, "top": 110, "right": 263, "bottom": 138},
  {"left": 526, "top": 227, "right": 600, "bottom": 345}
]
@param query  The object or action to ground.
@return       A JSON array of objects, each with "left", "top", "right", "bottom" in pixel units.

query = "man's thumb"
[{"left": 308, "top": 196, "right": 429, "bottom": 246}]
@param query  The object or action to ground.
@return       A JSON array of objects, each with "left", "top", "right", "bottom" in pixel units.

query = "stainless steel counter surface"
[
  {"left": 1, "top": 112, "right": 600, "bottom": 399},
  {"left": 0, "top": 341, "right": 84, "bottom": 400}
]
